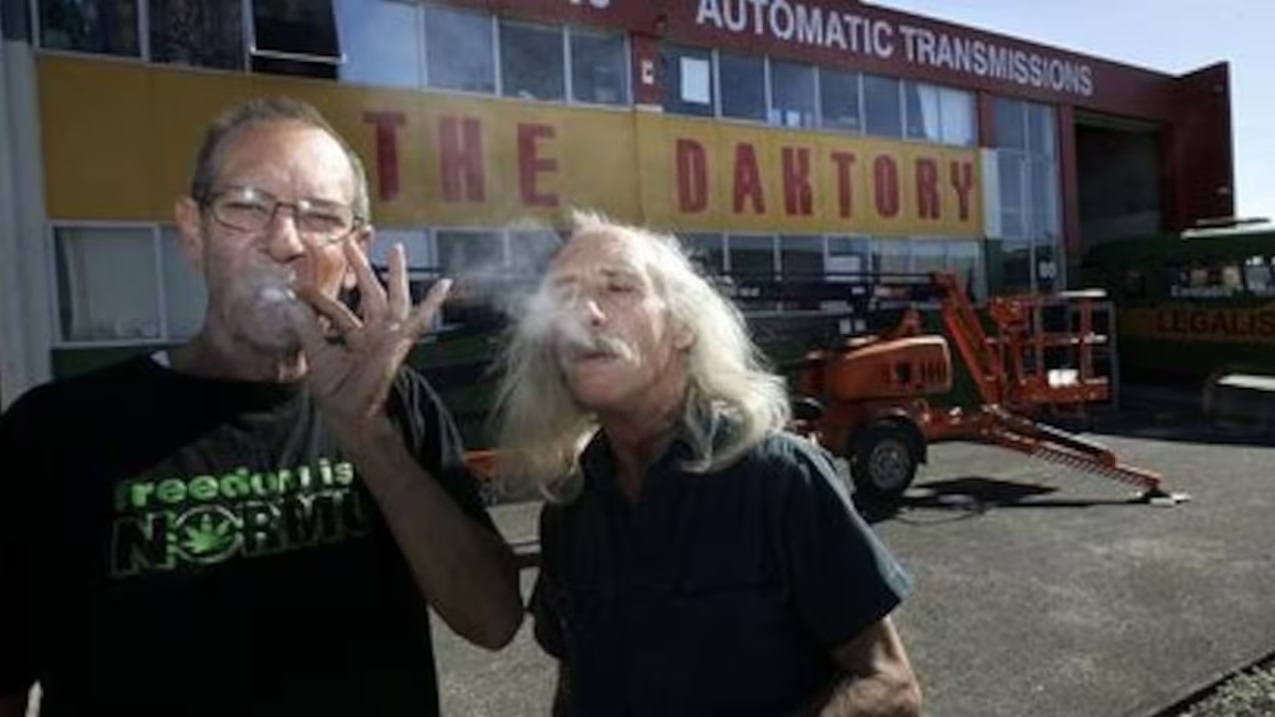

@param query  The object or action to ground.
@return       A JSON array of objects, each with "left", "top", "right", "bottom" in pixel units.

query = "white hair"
[{"left": 490, "top": 210, "right": 791, "bottom": 502}]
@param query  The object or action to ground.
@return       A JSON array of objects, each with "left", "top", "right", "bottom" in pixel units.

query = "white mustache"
[{"left": 573, "top": 333, "right": 633, "bottom": 360}]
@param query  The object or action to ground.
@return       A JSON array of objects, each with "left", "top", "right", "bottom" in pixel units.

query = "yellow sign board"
[
  {"left": 38, "top": 55, "right": 982, "bottom": 237},
  {"left": 1122, "top": 305, "right": 1275, "bottom": 344}
]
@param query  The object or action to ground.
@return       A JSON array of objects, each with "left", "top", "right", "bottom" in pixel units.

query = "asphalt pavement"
[{"left": 432, "top": 406, "right": 1275, "bottom": 717}]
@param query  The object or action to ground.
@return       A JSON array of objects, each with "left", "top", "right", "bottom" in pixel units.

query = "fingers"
[
  {"left": 387, "top": 243, "right": 408, "bottom": 317},
  {"left": 298, "top": 285, "right": 361, "bottom": 336},
  {"left": 343, "top": 239, "right": 388, "bottom": 321},
  {"left": 290, "top": 300, "right": 329, "bottom": 358},
  {"left": 404, "top": 278, "right": 453, "bottom": 338}
]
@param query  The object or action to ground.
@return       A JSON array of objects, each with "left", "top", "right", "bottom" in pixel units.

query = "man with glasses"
[{"left": 0, "top": 97, "right": 522, "bottom": 716}]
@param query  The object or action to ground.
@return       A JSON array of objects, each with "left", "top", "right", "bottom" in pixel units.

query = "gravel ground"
[{"left": 1167, "top": 656, "right": 1275, "bottom": 717}]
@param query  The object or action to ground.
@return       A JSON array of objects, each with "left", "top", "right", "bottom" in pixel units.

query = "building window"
[
  {"left": 148, "top": 0, "right": 243, "bottom": 70},
  {"left": 863, "top": 75, "right": 902, "bottom": 138},
  {"left": 501, "top": 21, "right": 565, "bottom": 102},
  {"left": 436, "top": 229, "right": 502, "bottom": 325},
  {"left": 425, "top": 6, "right": 494, "bottom": 93},
  {"left": 779, "top": 236, "right": 823, "bottom": 278},
  {"left": 159, "top": 228, "right": 207, "bottom": 339},
  {"left": 718, "top": 52, "right": 765, "bottom": 122},
  {"left": 334, "top": 0, "right": 421, "bottom": 89},
  {"left": 507, "top": 228, "right": 563, "bottom": 275},
  {"left": 872, "top": 239, "right": 910, "bottom": 275},
  {"left": 436, "top": 230, "right": 503, "bottom": 276},
  {"left": 940, "top": 88, "right": 977, "bottom": 147},
  {"left": 827, "top": 237, "right": 870, "bottom": 277},
  {"left": 779, "top": 235, "right": 824, "bottom": 310},
  {"left": 570, "top": 28, "right": 628, "bottom": 106},
  {"left": 819, "top": 69, "right": 862, "bottom": 133},
  {"left": 904, "top": 82, "right": 975, "bottom": 147},
  {"left": 681, "top": 233, "right": 725, "bottom": 275},
  {"left": 993, "top": 97, "right": 1062, "bottom": 293},
  {"left": 365, "top": 229, "right": 434, "bottom": 306},
  {"left": 663, "top": 44, "right": 714, "bottom": 117},
  {"left": 249, "top": 0, "right": 341, "bottom": 79},
  {"left": 39, "top": 0, "right": 140, "bottom": 56},
  {"left": 769, "top": 60, "right": 816, "bottom": 129},
  {"left": 728, "top": 235, "right": 776, "bottom": 278},
  {"left": 54, "top": 227, "right": 161, "bottom": 343},
  {"left": 367, "top": 229, "right": 433, "bottom": 273}
]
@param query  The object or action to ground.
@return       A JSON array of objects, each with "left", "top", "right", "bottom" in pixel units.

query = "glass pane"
[
  {"left": 903, "top": 82, "right": 941, "bottom": 143},
  {"left": 1244, "top": 256, "right": 1274, "bottom": 295},
  {"left": 992, "top": 239, "right": 1032, "bottom": 294},
  {"left": 769, "top": 61, "right": 816, "bottom": 129},
  {"left": 149, "top": 0, "right": 242, "bottom": 70},
  {"left": 425, "top": 6, "right": 494, "bottom": 93},
  {"left": 727, "top": 235, "right": 775, "bottom": 277},
  {"left": 508, "top": 228, "right": 562, "bottom": 276},
  {"left": 719, "top": 52, "right": 765, "bottom": 122},
  {"left": 1029, "top": 157, "right": 1061, "bottom": 240},
  {"left": 367, "top": 229, "right": 432, "bottom": 271},
  {"left": 863, "top": 75, "right": 902, "bottom": 138},
  {"left": 55, "top": 227, "right": 159, "bottom": 342},
  {"left": 366, "top": 229, "right": 434, "bottom": 307},
  {"left": 779, "top": 235, "right": 823, "bottom": 278},
  {"left": 663, "top": 44, "right": 713, "bottom": 117},
  {"left": 40, "top": 0, "right": 140, "bottom": 56},
  {"left": 501, "top": 21, "right": 565, "bottom": 102},
  {"left": 436, "top": 231, "right": 503, "bottom": 325},
  {"left": 873, "top": 239, "right": 909, "bottom": 275},
  {"left": 946, "top": 240, "right": 985, "bottom": 302},
  {"left": 570, "top": 29, "right": 627, "bottom": 105},
  {"left": 335, "top": 0, "right": 421, "bottom": 89},
  {"left": 680, "top": 233, "right": 725, "bottom": 275},
  {"left": 994, "top": 97, "right": 1026, "bottom": 150},
  {"left": 911, "top": 240, "right": 947, "bottom": 276},
  {"left": 251, "top": 0, "right": 339, "bottom": 79},
  {"left": 1028, "top": 102, "right": 1057, "bottom": 156},
  {"left": 999, "top": 152, "right": 1026, "bottom": 238},
  {"left": 437, "top": 230, "right": 503, "bottom": 275},
  {"left": 819, "top": 69, "right": 861, "bottom": 133},
  {"left": 827, "top": 237, "right": 869, "bottom": 280},
  {"left": 780, "top": 236, "right": 823, "bottom": 311},
  {"left": 159, "top": 228, "right": 207, "bottom": 340},
  {"left": 940, "top": 88, "right": 976, "bottom": 147}
]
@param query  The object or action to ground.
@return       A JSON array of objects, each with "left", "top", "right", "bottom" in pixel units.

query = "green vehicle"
[{"left": 1079, "top": 223, "right": 1275, "bottom": 389}]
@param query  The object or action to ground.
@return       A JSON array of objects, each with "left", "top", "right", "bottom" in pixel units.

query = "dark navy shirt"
[{"left": 530, "top": 409, "right": 914, "bottom": 717}]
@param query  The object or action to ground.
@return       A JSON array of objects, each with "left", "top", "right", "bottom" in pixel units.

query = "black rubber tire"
[{"left": 849, "top": 423, "right": 919, "bottom": 502}]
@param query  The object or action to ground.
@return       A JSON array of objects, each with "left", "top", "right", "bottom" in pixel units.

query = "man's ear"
[
  {"left": 173, "top": 197, "right": 205, "bottom": 274},
  {"left": 344, "top": 224, "right": 375, "bottom": 290},
  {"left": 674, "top": 322, "right": 696, "bottom": 351}
]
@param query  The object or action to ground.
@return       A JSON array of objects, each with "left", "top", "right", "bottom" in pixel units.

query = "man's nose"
[
  {"left": 263, "top": 207, "right": 307, "bottom": 261},
  {"left": 582, "top": 297, "right": 606, "bottom": 325}
]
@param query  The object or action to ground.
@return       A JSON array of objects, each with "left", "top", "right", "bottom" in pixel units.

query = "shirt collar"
[{"left": 578, "top": 398, "right": 730, "bottom": 497}]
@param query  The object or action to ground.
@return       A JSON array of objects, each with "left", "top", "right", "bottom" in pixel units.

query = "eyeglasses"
[{"left": 202, "top": 186, "right": 362, "bottom": 243}]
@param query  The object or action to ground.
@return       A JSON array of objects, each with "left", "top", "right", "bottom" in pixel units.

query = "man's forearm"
[
  {"left": 0, "top": 689, "right": 29, "bottom": 717},
  {"left": 349, "top": 431, "right": 523, "bottom": 649},
  {"left": 815, "top": 672, "right": 922, "bottom": 717}
]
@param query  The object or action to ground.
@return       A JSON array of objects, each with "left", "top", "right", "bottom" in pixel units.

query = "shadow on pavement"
[
  {"left": 1082, "top": 410, "right": 1275, "bottom": 448},
  {"left": 856, "top": 475, "right": 1155, "bottom": 524}
]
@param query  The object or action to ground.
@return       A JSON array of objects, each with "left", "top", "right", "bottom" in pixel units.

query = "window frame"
[
  {"left": 48, "top": 221, "right": 171, "bottom": 348},
  {"left": 566, "top": 25, "right": 632, "bottom": 108}
]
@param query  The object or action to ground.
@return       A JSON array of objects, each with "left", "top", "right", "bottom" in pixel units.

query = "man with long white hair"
[{"left": 493, "top": 212, "right": 921, "bottom": 716}]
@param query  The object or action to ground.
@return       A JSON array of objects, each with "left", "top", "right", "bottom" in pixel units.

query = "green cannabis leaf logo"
[{"left": 182, "top": 513, "right": 235, "bottom": 556}]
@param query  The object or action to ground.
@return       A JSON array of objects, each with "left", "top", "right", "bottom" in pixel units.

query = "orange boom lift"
[{"left": 777, "top": 271, "right": 1186, "bottom": 506}]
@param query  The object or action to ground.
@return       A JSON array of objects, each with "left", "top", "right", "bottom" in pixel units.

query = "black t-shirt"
[
  {"left": 530, "top": 409, "right": 914, "bottom": 717},
  {"left": 0, "top": 355, "right": 494, "bottom": 716}
]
